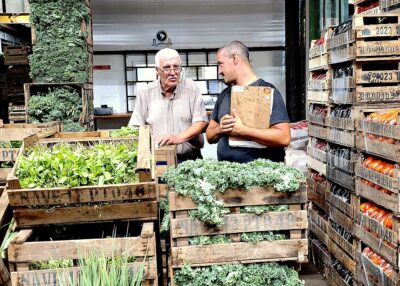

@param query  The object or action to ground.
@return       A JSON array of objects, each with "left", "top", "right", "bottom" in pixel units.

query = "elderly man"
[
  {"left": 206, "top": 41, "right": 290, "bottom": 163},
  {"left": 129, "top": 48, "right": 209, "bottom": 161}
]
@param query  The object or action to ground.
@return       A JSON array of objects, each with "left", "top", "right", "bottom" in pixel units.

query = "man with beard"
[
  {"left": 129, "top": 48, "right": 209, "bottom": 161},
  {"left": 206, "top": 41, "right": 290, "bottom": 163}
]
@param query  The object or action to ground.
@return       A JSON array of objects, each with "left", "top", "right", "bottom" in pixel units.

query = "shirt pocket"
[{"left": 180, "top": 116, "right": 192, "bottom": 129}]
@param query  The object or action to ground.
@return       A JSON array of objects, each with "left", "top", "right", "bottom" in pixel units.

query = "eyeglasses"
[{"left": 158, "top": 65, "right": 182, "bottom": 74}]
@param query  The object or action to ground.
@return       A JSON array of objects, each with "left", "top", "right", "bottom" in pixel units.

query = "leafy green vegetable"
[
  {"left": 0, "top": 141, "right": 22, "bottom": 148},
  {"left": 162, "top": 159, "right": 305, "bottom": 226},
  {"left": 29, "top": 0, "right": 90, "bottom": 83},
  {"left": 30, "top": 259, "right": 74, "bottom": 270},
  {"left": 189, "top": 235, "right": 232, "bottom": 246},
  {"left": 28, "top": 86, "right": 83, "bottom": 131},
  {"left": 240, "top": 205, "right": 288, "bottom": 215},
  {"left": 159, "top": 197, "right": 170, "bottom": 235},
  {"left": 240, "top": 232, "right": 287, "bottom": 243},
  {"left": 174, "top": 263, "right": 304, "bottom": 286},
  {"left": 16, "top": 141, "right": 139, "bottom": 188},
  {"left": 110, "top": 127, "right": 139, "bottom": 137}
]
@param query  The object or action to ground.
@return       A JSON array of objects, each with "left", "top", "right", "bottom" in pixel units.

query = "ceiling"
[{"left": 92, "top": 0, "right": 285, "bottom": 51}]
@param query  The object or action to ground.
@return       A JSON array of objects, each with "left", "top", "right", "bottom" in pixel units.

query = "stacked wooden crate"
[
  {"left": 28, "top": 0, "right": 94, "bottom": 129},
  {"left": 6, "top": 65, "right": 30, "bottom": 122},
  {"left": 168, "top": 185, "right": 308, "bottom": 286},
  {"left": 4, "top": 126, "right": 160, "bottom": 285},
  {"left": 307, "top": 29, "right": 332, "bottom": 279}
]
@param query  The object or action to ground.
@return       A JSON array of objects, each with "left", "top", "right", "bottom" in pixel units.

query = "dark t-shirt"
[{"left": 211, "top": 79, "right": 290, "bottom": 163}]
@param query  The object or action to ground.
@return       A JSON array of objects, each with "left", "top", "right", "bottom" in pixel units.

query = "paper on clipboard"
[{"left": 229, "top": 85, "right": 273, "bottom": 148}]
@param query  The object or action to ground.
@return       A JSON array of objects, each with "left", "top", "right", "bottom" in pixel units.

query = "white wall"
[{"left": 93, "top": 55, "right": 126, "bottom": 114}]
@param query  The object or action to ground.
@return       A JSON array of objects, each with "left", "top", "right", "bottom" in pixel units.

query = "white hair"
[{"left": 155, "top": 48, "right": 181, "bottom": 67}]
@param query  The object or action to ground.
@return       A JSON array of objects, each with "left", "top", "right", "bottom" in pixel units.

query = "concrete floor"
[{"left": 299, "top": 263, "right": 327, "bottom": 286}]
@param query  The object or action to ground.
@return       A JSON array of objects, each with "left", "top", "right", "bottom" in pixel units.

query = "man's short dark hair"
[{"left": 218, "top": 41, "right": 250, "bottom": 62}]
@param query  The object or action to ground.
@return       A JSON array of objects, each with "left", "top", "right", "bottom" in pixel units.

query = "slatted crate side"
[
  {"left": 309, "top": 54, "right": 330, "bottom": 71},
  {"left": 328, "top": 239, "right": 357, "bottom": 275},
  {"left": 354, "top": 14, "right": 400, "bottom": 39},
  {"left": 309, "top": 40, "right": 328, "bottom": 58},
  {"left": 23, "top": 83, "right": 94, "bottom": 130},
  {"left": 329, "top": 45, "right": 356, "bottom": 64},
  {"left": 155, "top": 145, "right": 177, "bottom": 181},
  {"left": 355, "top": 85, "right": 400, "bottom": 105},
  {"left": 354, "top": 156, "right": 399, "bottom": 193},
  {"left": 354, "top": 60, "right": 400, "bottom": 85},
  {"left": 328, "top": 264, "right": 357, "bottom": 286},
  {"left": 329, "top": 205, "right": 354, "bottom": 235},
  {"left": 6, "top": 130, "right": 157, "bottom": 227},
  {"left": 169, "top": 187, "right": 308, "bottom": 268},
  {"left": 327, "top": 30, "right": 356, "bottom": 50},
  {"left": 308, "top": 155, "right": 327, "bottom": 176},
  {"left": 307, "top": 176, "right": 330, "bottom": 212},
  {"left": 327, "top": 152, "right": 357, "bottom": 174},
  {"left": 327, "top": 128, "right": 356, "bottom": 148},
  {"left": 309, "top": 123, "right": 328, "bottom": 139},
  {"left": 328, "top": 224, "right": 357, "bottom": 260},
  {"left": 0, "top": 148, "right": 20, "bottom": 162},
  {"left": 380, "top": 0, "right": 400, "bottom": 11},
  {"left": 0, "top": 120, "right": 62, "bottom": 141},
  {"left": 356, "top": 245, "right": 400, "bottom": 286},
  {"left": 8, "top": 223, "right": 158, "bottom": 286},
  {"left": 308, "top": 70, "right": 332, "bottom": 91},
  {"left": 353, "top": 222, "right": 399, "bottom": 268},
  {"left": 327, "top": 166, "right": 355, "bottom": 192},
  {"left": 327, "top": 188, "right": 356, "bottom": 221},
  {"left": 356, "top": 177, "right": 400, "bottom": 215},
  {"left": 326, "top": 106, "right": 356, "bottom": 131},
  {"left": 307, "top": 103, "right": 328, "bottom": 126},
  {"left": 331, "top": 74, "right": 356, "bottom": 93},
  {"left": 355, "top": 5, "right": 382, "bottom": 15},
  {"left": 307, "top": 144, "right": 327, "bottom": 163},
  {"left": 307, "top": 89, "right": 332, "bottom": 104},
  {"left": 309, "top": 203, "right": 329, "bottom": 232},
  {"left": 331, "top": 90, "right": 356, "bottom": 105},
  {"left": 309, "top": 238, "right": 331, "bottom": 277}
]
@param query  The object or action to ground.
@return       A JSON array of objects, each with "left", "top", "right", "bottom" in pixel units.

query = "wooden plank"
[
  {"left": 0, "top": 148, "right": 20, "bottom": 162},
  {"left": 327, "top": 153, "right": 356, "bottom": 174},
  {"left": 356, "top": 133, "right": 400, "bottom": 163},
  {"left": 137, "top": 125, "right": 152, "bottom": 173},
  {"left": 0, "top": 190, "right": 9, "bottom": 227},
  {"left": 357, "top": 251, "right": 398, "bottom": 286},
  {"left": 356, "top": 86, "right": 400, "bottom": 104},
  {"left": 355, "top": 163, "right": 399, "bottom": 193},
  {"left": 356, "top": 211, "right": 398, "bottom": 245},
  {"left": 307, "top": 90, "right": 331, "bottom": 104},
  {"left": 10, "top": 261, "right": 157, "bottom": 286},
  {"left": 327, "top": 128, "right": 356, "bottom": 148},
  {"left": 356, "top": 68, "right": 400, "bottom": 85},
  {"left": 0, "top": 168, "right": 12, "bottom": 182},
  {"left": 356, "top": 178, "right": 400, "bottom": 214},
  {"left": 11, "top": 229, "right": 33, "bottom": 244},
  {"left": 353, "top": 223, "right": 398, "bottom": 267},
  {"left": 309, "top": 221, "right": 329, "bottom": 246},
  {"left": 327, "top": 168, "right": 355, "bottom": 191},
  {"left": 359, "top": 120, "right": 400, "bottom": 140},
  {"left": 329, "top": 206, "right": 353, "bottom": 233},
  {"left": 327, "top": 31, "right": 355, "bottom": 49},
  {"left": 9, "top": 236, "right": 155, "bottom": 262},
  {"left": 327, "top": 225, "right": 356, "bottom": 258},
  {"left": 171, "top": 239, "right": 308, "bottom": 268},
  {"left": 329, "top": 45, "right": 356, "bottom": 64},
  {"left": 357, "top": 24, "right": 400, "bottom": 38},
  {"left": 328, "top": 240, "right": 356, "bottom": 274},
  {"left": 308, "top": 188, "right": 328, "bottom": 212},
  {"left": 7, "top": 182, "right": 157, "bottom": 207},
  {"left": 169, "top": 187, "right": 307, "bottom": 211},
  {"left": 308, "top": 156, "right": 327, "bottom": 176},
  {"left": 290, "top": 205, "right": 302, "bottom": 239},
  {"left": 356, "top": 40, "right": 400, "bottom": 57},
  {"left": 308, "top": 124, "right": 328, "bottom": 140},
  {"left": 309, "top": 206, "right": 329, "bottom": 233},
  {"left": 170, "top": 210, "right": 308, "bottom": 238},
  {"left": 326, "top": 116, "right": 355, "bottom": 131},
  {"left": 0, "top": 258, "right": 10, "bottom": 286},
  {"left": 13, "top": 201, "right": 158, "bottom": 227},
  {"left": 141, "top": 222, "right": 154, "bottom": 238},
  {"left": 307, "top": 145, "right": 327, "bottom": 163}
]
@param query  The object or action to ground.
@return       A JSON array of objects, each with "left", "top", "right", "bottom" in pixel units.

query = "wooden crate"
[
  {"left": 328, "top": 239, "right": 357, "bottom": 276},
  {"left": 6, "top": 126, "right": 158, "bottom": 228},
  {"left": 327, "top": 166, "right": 355, "bottom": 191},
  {"left": 3, "top": 47, "right": 29, "bottom": 66},
  {"left": 328, "top": 223, "right": 357, "bottom": 262},
  {"left": 169, "top": 186, "right": 308, "bottom": 268},
  {"left": 327, "top": 150, "right": 357, "bottom": 174},
  {"left": 328, "top": 30, "right": 356, "bottom": 50},
  {"left": 310, "top": 238, "right": 331, "bottom": 278},
  {"left": 328, "top": 264, "right": 357, "bottom": 286},
  {"left": 330, "top": 45, "right": 357, "bottom": 64},
  {"left": 327, "top": 186, "right": 356, "bottom": 228},
  {"left": 308, "top": 155, "right": 327, "bottom": 176},
  {"left": 354, "top": 155, "right": 399, "bottom": 193},
  {"left": 309, "top": 123, "right": 328, "bottom": 140},
  {"left": 356, "top": 133, "right": 400, "bottom": 164},
  {"left": 0, "top": 120, "right": 62, "bottom": 141},
  {"left": 354, "top": 14, "right": 400, "bottom": 58},
  {"left": 309, "top": 204, "right": 330, "bottom": 246},
  {"left": 309, "top": 40, "right": 329, "bottom": 71},
  {"left": 307, "top": 174, "right": 330, "bottom": 212},
  {"left": 380, "top": 0, "right": 400, "bottom": 12},
  {"left": 307, "top": 89, "right": 332, "bottom": 104},
  {"left": 8, "top": 222, "right": 158, "bottom": 286},
  {"left": 355, "top": 4, "right": 382, "bottom": 15},
  {"left": 327, "top": 128, "right": 356, "bottom": 148},
  {"left": 155, "top": 146, "right": 177, "bottom": 182},
  {"left": 308, "top": 70, "right": 332, "bottom": 91},
  {"left": 307, "top": 103, "right": 328, "bottom": 126},
  {"left": 307, "top": 143, "right": 327, "bottom": 163},
  {"left": 354, "top": 58, "right": 400, "bottom": 85},
  {"left": 24, "top": 83, "right": 94, "bottom": 130},
  {"left": 326, "top": 107, "right": 356, "bottom": 131},
  {"left": 356, "top": 243, "right": 400, "bottom": 286}
]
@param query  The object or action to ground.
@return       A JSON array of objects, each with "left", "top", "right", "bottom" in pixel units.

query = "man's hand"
[
  {"left": 220, "top": 114, "right": 236, "bottom": 134},
  {"left": 157, "top": 134, "right": 183, "bottom": 146},
  {"left": 230, "top": 108, "right": 245, "bottom": 136}
]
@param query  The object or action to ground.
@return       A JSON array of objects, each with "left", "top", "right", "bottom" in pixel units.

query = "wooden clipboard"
[{"left": 229, "top": 85, "right": 273, "bottom": 148}]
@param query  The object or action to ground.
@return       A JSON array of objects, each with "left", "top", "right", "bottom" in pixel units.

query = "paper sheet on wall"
[{"left": 229, "top": 85, "right": 273, "bottom": 148}]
